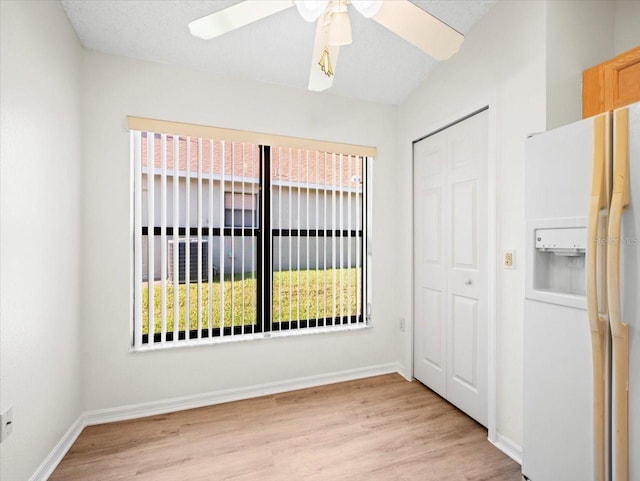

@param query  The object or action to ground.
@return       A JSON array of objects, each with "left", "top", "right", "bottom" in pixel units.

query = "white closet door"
[
  {"left": 413, "top": 128, "right": 448, "bottom": 398},
  {"left": 413, "top": 109, "right": 488, "bottom": 426}
]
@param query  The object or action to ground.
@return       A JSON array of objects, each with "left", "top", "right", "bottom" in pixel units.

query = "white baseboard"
[
  {"left": 396, "top": 363, "right": 410, "bottom": 381},
  {"left": 30, "top": 362, "right": 402, "bottom": 480},
  {"left": 29, "top": 416, "right": 85, "bottom": 481},
  {"left": 491, "top": 433, "right": 523, "bottom": 465}
]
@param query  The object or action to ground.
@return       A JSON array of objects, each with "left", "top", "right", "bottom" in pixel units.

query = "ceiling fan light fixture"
[
  {"left": 327, "top": 11, "right": 352, "bottom": 46},
  {"left": 350, "top": 0, "right": 383, "bottom": 18},
  {"left": 295, "top": 0, "right": 329, "bottom": 22}
]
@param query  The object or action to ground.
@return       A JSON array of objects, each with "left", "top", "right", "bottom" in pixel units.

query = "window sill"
[{"left": 130, "top": 322, "right": 371, "bottom": 353}]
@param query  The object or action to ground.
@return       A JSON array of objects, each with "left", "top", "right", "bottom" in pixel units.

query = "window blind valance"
[{"left": 127, "top": 116, "right": 377, "bottom": 159}]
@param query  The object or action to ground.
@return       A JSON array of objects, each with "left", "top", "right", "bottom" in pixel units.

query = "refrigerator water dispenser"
[{"left": 533, "top": 226, "right": 586, "bottom": 298}]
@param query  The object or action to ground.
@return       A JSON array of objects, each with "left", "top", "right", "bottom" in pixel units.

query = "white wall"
[
  {"left": 545, "top": 1, "right": 615, "bottom": 129},
  {"left": 615, "top": 0, "right": 640, "bottom": 55},
  {"left": 397, "top": 0, "right": 548, "bottom": 448},
  {"left": 79, "top": 51, "right": 400, "bottom": 412},
  {"left": 0, "top": 2, "right": 83, "bottom": 481}
]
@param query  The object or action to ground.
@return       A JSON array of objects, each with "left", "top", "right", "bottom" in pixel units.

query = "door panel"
[
  {"left": 451, "top": 295, "right": 478, "bottom": 390},
  {"left": 452, "top": 180, "right": 478, "bottom": 269},
  {"left": 451, "top": 133, "right": 474, "bottom": 168},
  {"left": 413, "top": 131, "right": 448, "bottom": 397},
  {"left": 414, "top": 109, "right": 488, "bottom": 426},
  {"left": 447, "top": 111, "right": 488, "bottom": 426},
  {"left": 422, "top": 288, "right": 444, "bottom": 371},
  {"left": 421, "top": 188, "right": 441, "bottom": 263}
]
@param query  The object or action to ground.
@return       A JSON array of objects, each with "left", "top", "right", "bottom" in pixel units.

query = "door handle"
[
  {"left": 608, "top": 107, "right": 630, "bottom": 481},
  {"left": 587, "top": 114, "right": 608, "bottom": 481},
  {"left": 464, "top": 279, "right": 472, "bottom": 286}
]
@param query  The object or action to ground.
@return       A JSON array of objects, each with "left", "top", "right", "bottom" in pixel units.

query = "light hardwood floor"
[{"left": 51, "top": 374, "right": 521, "bottom": 480}]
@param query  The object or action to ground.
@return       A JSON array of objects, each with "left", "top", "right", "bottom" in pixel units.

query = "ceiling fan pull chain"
[{"left": 318, "top": 48, "right": 334, "bottom": 77}]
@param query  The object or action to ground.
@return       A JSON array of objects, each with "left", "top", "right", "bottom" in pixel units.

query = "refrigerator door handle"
[
  {"left": 608, "top": 107, "right": 630, "bottom": 481},
  {"left": 588, "top": 114, "right": 608, "bottom": 481}
]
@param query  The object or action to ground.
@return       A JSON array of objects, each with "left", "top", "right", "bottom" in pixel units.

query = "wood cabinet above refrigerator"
[{"left": 583, "top": 46, "right": 640, "bottom": 118}]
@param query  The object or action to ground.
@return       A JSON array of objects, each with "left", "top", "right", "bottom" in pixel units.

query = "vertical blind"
[{"left": 130, "top": 118, "right": 374, "bottom": 349}]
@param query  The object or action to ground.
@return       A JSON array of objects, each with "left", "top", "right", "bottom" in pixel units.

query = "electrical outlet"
[
  {"left": 399, "top": 318, "right": 405, "bottom": 332},
  {"left": 504, "top": 250, "right": 515, "bottom": 269},
  {"left": 1, "top": 407, "right": 13, "bottom": 442}
]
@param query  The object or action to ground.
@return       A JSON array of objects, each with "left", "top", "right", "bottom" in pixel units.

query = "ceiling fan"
[{"left": 188, "top": 0, "right": 464, "bottom": 92}]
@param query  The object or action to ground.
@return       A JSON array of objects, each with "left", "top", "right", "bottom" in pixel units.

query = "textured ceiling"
[{"left": 60, "top": 0, "right": 496, "bottom": 105}]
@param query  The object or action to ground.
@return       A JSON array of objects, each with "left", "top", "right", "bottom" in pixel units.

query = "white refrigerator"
[{"left": 523, "top": 102, "right": 639, "bottom": 481}]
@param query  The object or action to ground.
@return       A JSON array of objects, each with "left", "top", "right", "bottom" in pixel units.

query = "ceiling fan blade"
[
  {"left": 308, "top": 20, "right": 340, "bottom": 92},
  {"left": 189, "top": 0, "right": 294, "bottom": 40},
  {"left": 372, "top": 0, "right": 464, "bottom": 61}
]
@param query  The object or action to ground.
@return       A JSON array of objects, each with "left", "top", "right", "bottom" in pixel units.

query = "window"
[
  {"left": 224, "top": 192, "right": 257, "bottom": 228},
  {"left": 130, "top": 117, "right": 373, "bottom": 349}
]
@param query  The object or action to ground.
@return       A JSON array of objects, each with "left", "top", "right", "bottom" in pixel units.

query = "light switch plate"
[{"left": 504, "top": 250, "right": 515, "bottom": 269}]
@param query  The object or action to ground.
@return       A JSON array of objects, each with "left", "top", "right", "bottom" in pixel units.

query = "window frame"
[{"left": 129, "top": 117, "right": 374, "bottom": 350}]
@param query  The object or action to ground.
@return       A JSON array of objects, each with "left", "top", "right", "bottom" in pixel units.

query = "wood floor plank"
[{"left": 50, "top": 374, "right": 521, "bottom": 481}]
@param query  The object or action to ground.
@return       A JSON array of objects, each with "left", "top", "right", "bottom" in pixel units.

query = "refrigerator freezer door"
[
  {"left": 523, "top": 114, "right": 605, "bottom": 481},
  {"left": 523, "top": 299, "right": 595, "bottom": 481}
]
